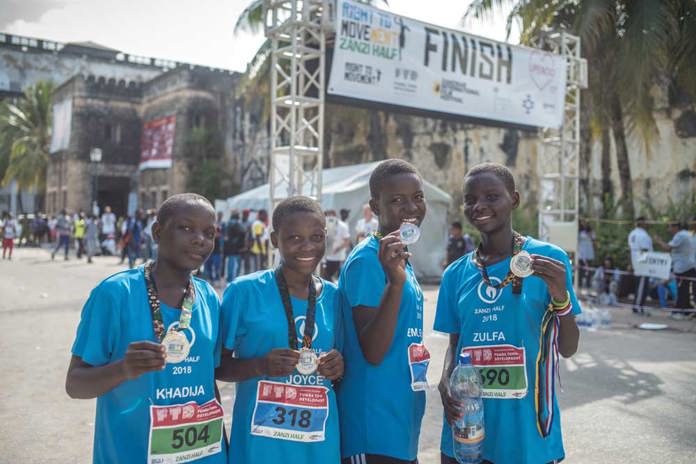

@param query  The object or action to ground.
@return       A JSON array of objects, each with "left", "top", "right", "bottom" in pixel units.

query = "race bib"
[
  {"left": 251, "top": 380, "right": 329, "bottom": 442},
  {"left": 408, "top": 343, "right": 430, "bottom": 391},
  {"left": 148, "top": 399, "right": 224, "bottom": 464},
  {"left": 462, "top": 344, "right": 528, "bottom": 399}
]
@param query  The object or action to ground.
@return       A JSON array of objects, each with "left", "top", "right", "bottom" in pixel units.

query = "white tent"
[{"left": 215, "top": 162, "right": 452, "bottom": 280}]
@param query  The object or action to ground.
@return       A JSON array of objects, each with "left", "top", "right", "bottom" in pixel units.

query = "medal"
[
  {"left": 510, "top": 250, "right": 533, "bottom": 278},
  {"left": 162, "top": 330, "right": 191, "bottom": 364},
  {"left": 399, "top": 222, "right": 421, "bottom": 245},
  {"left": 296, "top": 348, "right": 319, "bottom": 375}
]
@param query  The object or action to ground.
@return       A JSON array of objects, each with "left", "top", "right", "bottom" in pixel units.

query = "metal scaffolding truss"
[
  {"left": 538, "top": 31, "right": 588, "bottom": 249},
  {"left": 264, "top": 0, "right": 328, "bottom": 212}
]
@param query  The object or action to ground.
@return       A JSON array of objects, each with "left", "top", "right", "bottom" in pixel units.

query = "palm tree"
[
  {"left": 0, "top": 81, "right": 54, "bottom": 210},
  {"left": 465, "top": 0, "right": 696, "bottom": 219},
  {"left": 234, "top": 0, "right": 265, "bottom": 34},
  {"left": 233, "top": 0, "right": 388, "bottom": 33}
]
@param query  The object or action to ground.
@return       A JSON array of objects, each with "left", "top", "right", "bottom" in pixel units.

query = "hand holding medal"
[{"left": 317, "top": 349, "right": 344, "bottom": 381}]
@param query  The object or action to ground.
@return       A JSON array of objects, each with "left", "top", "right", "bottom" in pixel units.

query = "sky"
[{"left": 1, "top": 0, "right": 518, "bottom": 72}]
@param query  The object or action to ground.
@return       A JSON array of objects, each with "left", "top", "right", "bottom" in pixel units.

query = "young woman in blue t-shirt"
[
  {"left": 216, "top": 196, "right": 344, "bottom": 463},
  {"left": 338, "top": 159, "right": 430, "bottom": 464},
  {"left": 436, "top": 163, "right": 581, "bottom": 464},
  {"left": 66, "top": 193, "right": 227, "bottom": 464}
]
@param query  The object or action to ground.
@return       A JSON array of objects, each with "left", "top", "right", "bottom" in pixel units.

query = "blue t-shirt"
[
  {"left": 71, "top": 267, "right": 226, "bottom": 464},
  {"left": 220, "top": 269, "right": 342, "bottom": 464},
  {"left": 337, "top": 235, "right": 428, "bottom": 461},
  {"left": 434, "top": 238, "right": 581, "bottom": 464}
]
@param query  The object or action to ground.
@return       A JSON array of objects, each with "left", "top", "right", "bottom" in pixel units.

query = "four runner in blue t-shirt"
[{"left": 68, "top": 161, "right": 580, "bottom": 464}]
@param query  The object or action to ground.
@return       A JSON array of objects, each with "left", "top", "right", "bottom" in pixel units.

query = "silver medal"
[
  {"left": 510, "top": 250, "right": 533, "bottom": 278},
  {"left": 296, "top": 348, "right": 319, "bottom": 375},
  {"left": 162, "top": 330, "right": 191, "bottom": 364},
  {"left": 399, "top": 222, "right": 421, "bottom": 245}
]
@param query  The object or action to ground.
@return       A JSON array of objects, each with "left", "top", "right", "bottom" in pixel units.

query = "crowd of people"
[{"left": 576, "top": 218, "right": 696, "bottom": 318}]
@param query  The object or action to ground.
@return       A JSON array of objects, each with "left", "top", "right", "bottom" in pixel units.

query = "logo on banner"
[
  {"left": 529, "top": 51, "right": 557, "bottom": 90},
  {"left": 478, "top": 277, "right": 503, "bottom": 304},
  {"left": 522, "top": 94, "right": 535, "bottom": 114}
]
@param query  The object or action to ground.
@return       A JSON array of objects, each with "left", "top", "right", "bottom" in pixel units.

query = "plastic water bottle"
[{"left": 449, "top": 352, "right": 485, "bottom": 464}]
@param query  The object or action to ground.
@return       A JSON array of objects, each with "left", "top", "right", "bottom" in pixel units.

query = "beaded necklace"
[
  {"left": 144, "top": 261, "right": 195, "bottom": 342},
  {"left": 471, "top": 231, "right": 525, "bottom": 292}
]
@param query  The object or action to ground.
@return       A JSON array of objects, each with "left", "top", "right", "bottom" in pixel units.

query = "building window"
[
  {"left": 151, "top": 191, "right": 157, "bottom": 209},
  {"left": 62, "top": 190, "right": 67, "bottom": 209},
  {"left": 141, "top": 192, "right": 147, "bottom": 209},
  {"left": 191, "top": 113, "right": 205, "bottom": 129},
  {"left": 161, "top": 189, "right": 168, "bottom": 205},
  {"left": 114, "top": 123, "right": 122, "bottom": 144},
  {"left": 104, "top": 123, "right": 112, "bottom": 142}
]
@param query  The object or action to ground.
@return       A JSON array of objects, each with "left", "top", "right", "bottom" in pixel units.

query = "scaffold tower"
[
  {"left": 538, "top": 31, "right": 588, "bottom": 250},
  {"left": 264, "top": 0, "right": 329, "bottom": 212}
]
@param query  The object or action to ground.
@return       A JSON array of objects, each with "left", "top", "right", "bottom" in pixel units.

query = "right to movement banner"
[{"left": 328, "top": 0, "right": 567, "bottom": 128}]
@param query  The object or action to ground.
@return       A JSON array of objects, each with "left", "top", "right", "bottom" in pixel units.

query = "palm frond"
[{"left": 234, "top": 0, "right": 265, "bottom": 35}]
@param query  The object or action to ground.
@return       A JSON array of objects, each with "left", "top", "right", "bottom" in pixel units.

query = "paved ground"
[{"left": 1, "top": 247, "right": 695, "bottom": 463}]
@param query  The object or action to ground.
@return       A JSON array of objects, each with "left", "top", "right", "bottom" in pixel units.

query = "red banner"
[{"left": 140, "top": 114, "right": 176, "bottom": 170}]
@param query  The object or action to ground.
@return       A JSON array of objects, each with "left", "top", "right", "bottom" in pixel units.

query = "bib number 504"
[
  {"left": 171, "top": 425, "right": 210, "bottom": 449},
  {"left": 272, "top": 406, "right": 312, "bottom": 428}
]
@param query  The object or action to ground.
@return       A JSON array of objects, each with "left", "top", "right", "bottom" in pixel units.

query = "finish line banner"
[{"left": 328, "top": 0, "right": 567, "bottom": 128}]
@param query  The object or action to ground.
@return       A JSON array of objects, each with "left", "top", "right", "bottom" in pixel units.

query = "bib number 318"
[{"left": 251, "top": 380, "right": 329, "bottom": 443}]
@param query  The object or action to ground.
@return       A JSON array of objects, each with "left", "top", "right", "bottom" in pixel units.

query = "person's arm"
[
  {"left": 531, "top": 255, "right": 580, "bottom": 358},
  {"left": 438, "top": 334, "right": 463, "bottom": 425},
  {"left": 215, "top": 348, "right": 299, "bottom": 382},
  {"left": 656, "top": 233, "right": 682, "bottom": 251},
  {"left": 352, "top": 232, "right": 410, "bottom": 365},
  {"left": 66, "top": 342, "right": 165, "bottom": 399}
]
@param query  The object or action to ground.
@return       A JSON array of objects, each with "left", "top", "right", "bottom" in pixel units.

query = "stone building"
[
  {"left": 46, "top": 75, "right": 142, "bottom": 216},
  {"left": 45, "top": 67, "right": 239, "bottom": 217},
  {"left": 1, "top": 32, "right": 240, "bottom": 216},
  {"left": 138, "top": 67, "right": 239, "bottom": 211}
]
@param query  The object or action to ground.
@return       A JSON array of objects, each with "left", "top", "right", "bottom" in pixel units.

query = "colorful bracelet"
[
  {"left": 555, "top": 303, "right": 573, "bottom": 317},
  {"left": 551, "top": 291, "right": 570, "bottom": 309}
]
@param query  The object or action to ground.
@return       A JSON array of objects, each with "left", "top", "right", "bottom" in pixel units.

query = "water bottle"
[{"left": 449, "top": 352, "right": 485, "bottom": 464}]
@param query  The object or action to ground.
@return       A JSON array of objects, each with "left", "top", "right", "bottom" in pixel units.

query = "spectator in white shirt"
[
  {"left": 322, "top": 209, "right": 350, "bottom": 282},
  {"left": 628, "top": 216, "right": 653, "bottom": 314},
  {"left": 354, "top": 203, "right": 378, "bottom": 243}
]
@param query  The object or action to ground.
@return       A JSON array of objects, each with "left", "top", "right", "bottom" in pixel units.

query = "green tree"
[
  {"left": 183, "top": 127, "right": 239, "bottom": 202},
  {"left": 0, "top": 81, "right": 55, "bottom": 202},
  {"left": 465, "top": 0, "right": 696, "bottom": 219}
]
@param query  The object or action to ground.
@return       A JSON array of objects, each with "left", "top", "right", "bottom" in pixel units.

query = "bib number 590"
[
  {"left": 171, "top": 424, "right": 211, "bottom": 449},
  {"left": 272, "top": 406, "right": 312, "bottom": 428},
  {"left": 479, "top": 367, "right": 510, "bottom": 386}
]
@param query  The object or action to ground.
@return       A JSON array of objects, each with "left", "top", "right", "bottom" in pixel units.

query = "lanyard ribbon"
[
  {"left": 274, "top": 267, "right": 317, "bottom": 350},
  {"left": 144, "top": 261, "right": 195, "bottom": 342}
]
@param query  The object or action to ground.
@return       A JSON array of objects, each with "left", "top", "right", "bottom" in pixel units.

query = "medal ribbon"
[
  {"left": 144, "top": 261, "right": 195, "bottom": 342},
  {"left": 275, "top": 267, "right": 317, "bottom": 350},
  {"left": 534, "top": 304, "right": 560, "bottom": 437}
]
